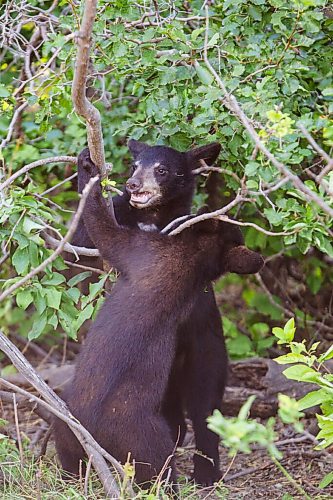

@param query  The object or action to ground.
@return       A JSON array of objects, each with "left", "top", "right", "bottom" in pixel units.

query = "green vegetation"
[{"left": 0, "top": 0, "right": 332, "bottom": 497}]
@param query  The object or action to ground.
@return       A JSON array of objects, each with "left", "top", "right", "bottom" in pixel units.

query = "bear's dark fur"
[
  {"left": 69, "top": 141, "right": 230, "bottom": 485},
  {"left": 54, "top": 153, "right": 264, "bottom": 488}
]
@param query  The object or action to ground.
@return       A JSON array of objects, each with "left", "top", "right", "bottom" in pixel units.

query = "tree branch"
[
  {"left": 0, "top": 176, "right": 99, "bottom": 303},
  {"left": 72, "top": 0, "right": 106, "bottom": 175},
  {"left": 203, "top": 6, "right": 333, "bottom": 219},
  {"left": 0, "top": 156, "right": 77, "bottom": 192}
]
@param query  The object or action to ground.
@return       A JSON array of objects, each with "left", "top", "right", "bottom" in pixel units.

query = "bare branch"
[
  {"left": 72, "top": 0, "right": 105, "bottom": 174},
  {"left": 165, "top": 193, "right": 248, "bottom": 235},
  {"left": 43, "top": 233, "right": 100, "bottom": 257},
  {"left": 0, "top": 176, "right": 99, "bottom": 303},
  {"left": 0, "top": 156, "right": 77, "bottom": 192},
  {"left": 203, "top": 6, "right": 333, "bottom": 219},
  {"left": 64, "top": 259, "right": 104, "bottom": 274},
  {"left": 163, "top": 192, "right": 297, "bottom": 237},
  {"left": 215, "top": 215, "right": 297, "bottom": 237},
  {"left": 298, "top": 124, "right": 333, "bottom": 186},
  {"left": 0, "top": 101, "right": 29, "bottom": 150}
]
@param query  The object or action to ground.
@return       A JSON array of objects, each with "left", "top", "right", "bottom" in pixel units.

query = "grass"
[{"left": 0, "top": 438, "right": 229, "bottom": 499}]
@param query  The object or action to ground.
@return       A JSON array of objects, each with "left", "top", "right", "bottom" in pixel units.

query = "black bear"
[
  {"left": 54, "top": 153, "right": 264, "bottom": 489},
  {"left": 69, "top": 141, "right": 228, "bottom": 485}
]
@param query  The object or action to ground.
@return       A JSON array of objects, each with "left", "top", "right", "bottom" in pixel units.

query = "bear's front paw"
[{"left": 78, "top": 148, "right": 99, "bottom": 177}]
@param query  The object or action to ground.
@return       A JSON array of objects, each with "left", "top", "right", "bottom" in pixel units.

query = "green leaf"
[
  {"left": 284, "top": 318, "right": 296, "bottom": 342},
  {"left": 283, "top": 364, "right": 319, "bottom": 383},
  {"left": 67, "top": 271, "right": 92, "bottom": 287},
  {"left": 12, "top": 247, "right": 30, "bottom": 275},
  {"left": 264, "top": 208, "right": 284, "bottom": 226},
  {"left": 74, "top": 303, "right": 94, "bottom": 330},
  {"left": 298, "top": 389, "right": 330, "bottom": 411},
  {"left": 319, "top": 345, "right": 333, "bottom": 363},
  {"left": 66, "top": 287, "right": 80, "bottom": 304},
  {"left": 29, "top": 312, "right": 47, "bottom": 340},
  {"left": 319, "top": 471, "right": 333, "bottom": 489},
  {"left": 41, "top": 272, "right": 66, "bottom": 286},
  {"left": 207, "top": 33, "right": 219, "bottom": 47},
  {"left": 35, "top": 293, "right": 46, "bottom": 314},
  {"left": 45, "top": 288, "right": 62, "bottom": 310},
  {"left": 195, "top": 64, "right": 214, "bottom": 85},
  {"left": 274, "top": 353, "right": 309, "bottom": 365},
  {"left": 238, "top": 395, "right": 256, "bottom": 420},
  {"left": 29, "top": 241, "right": 39, "bottom": 268},
  {"left": 0, "top": 84, "right": 10, "bottom": 97},
  {"left": 16, "top": 290, "right": 33, "bottom": 310},
  {"left": 88, "top": 275, "right": 108, "bottom": 300},
  {"left": 22, "top": 217, "right": 44, "bottom": 234}
]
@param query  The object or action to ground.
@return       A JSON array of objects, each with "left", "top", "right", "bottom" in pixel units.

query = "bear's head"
[{"left": 126, "top": 140, "right": 221, "bottom": 209}]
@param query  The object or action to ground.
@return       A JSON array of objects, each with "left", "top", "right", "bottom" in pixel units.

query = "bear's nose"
[{"left": 126, "top": 177, "right": 142, "bottom": 193}]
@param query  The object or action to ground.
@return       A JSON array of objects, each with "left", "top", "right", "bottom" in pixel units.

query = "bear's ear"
[
  {"left": 225, "top": 246, "right": 264, "bottom": 275},
  {"left": 186, "top": 142, "right": 221, "bottom": 168},
  {"left": 128, "top": 139, "right": 150, "bottom": 159}
]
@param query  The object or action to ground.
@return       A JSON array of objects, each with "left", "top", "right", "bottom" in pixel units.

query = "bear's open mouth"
[{"left": 130, "top": 191, "right": 160, "bottom": 207}]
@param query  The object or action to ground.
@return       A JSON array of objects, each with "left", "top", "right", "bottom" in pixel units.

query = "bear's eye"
[
  {"left": 155, "top": 166, "right": 167, "bottom": 175},
  {"left": 176, "top": 172, "right": 184, "bottom": 177},
  {"left": 131, "top": 164, "right": 137, "bottom": 173}
]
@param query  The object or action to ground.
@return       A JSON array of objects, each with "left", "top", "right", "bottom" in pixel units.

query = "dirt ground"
[{"left": 1, "top": 379, "right": 332, "bottom": 500}]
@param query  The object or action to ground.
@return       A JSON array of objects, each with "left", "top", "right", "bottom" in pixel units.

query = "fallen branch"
[
  {"left": 0, "top": 330, "right": 130, "bottom": 498},
  {"left": 0, "top": 176, "right": 98, "bottom": 303}
]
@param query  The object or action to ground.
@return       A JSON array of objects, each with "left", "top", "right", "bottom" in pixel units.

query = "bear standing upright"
[
  {"left": 68, "top": 141, "right": 233, "bottom": 484},
  {"left": 54, "top": 153, "right": 264, "bottom": 488}
]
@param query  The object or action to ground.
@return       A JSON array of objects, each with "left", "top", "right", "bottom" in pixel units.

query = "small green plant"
[
  {"left": 273, "top": 318, "right": 333, "bottom": 451},
  {"left": 273, "top": 318, "right": 333, "bottom": 489},
  {"left": 208, "top": 394, "right": 309, "bottom": 498},
  {"left": 208, "top": 317, "right": 333, "bottom": 493}
]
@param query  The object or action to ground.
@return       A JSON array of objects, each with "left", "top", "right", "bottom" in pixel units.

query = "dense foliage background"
[{"left": 0, "top": 0, "right": 332, "bottom": 355}]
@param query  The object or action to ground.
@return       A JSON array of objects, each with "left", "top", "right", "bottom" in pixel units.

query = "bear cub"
[
  {"left": 54, "top": 152, "right": 264, "bottom": 489},
  {"left": 71, "top": 141, "right": 229, "bottom": 486}
]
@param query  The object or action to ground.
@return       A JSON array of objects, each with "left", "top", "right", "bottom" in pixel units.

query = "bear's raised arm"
[{"left": 78, "top": 150, "right": 133, "bottom": 273}]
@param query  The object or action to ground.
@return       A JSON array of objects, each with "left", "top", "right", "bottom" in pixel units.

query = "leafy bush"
[
  {"left": 0, "top": 1, "right": 332, "bottom": 345},
  {"left": 208, "top": 318, "right": 333, "bottom": 490}
]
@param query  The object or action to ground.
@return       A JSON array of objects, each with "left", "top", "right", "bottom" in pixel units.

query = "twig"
[
  {"left": 271, "top": 455, "right": 311, "bottom": 499},
  {"left": 0, "top": 156, "right": 77, "bottom": 192},
  {"left": 13, "top": 393, "right": 24, "bottom": 470},
  {"left": 13, "top": 33, "right": 75, "bottom": 97},
  {"left": 37, "top": 425, "right": 53, "bottom": 458},
  {"left": 40, "top": 172, "right": 78, "bottom": 196},
  {"left": 0, "top": 176, "right": 99, "bottom": 303},
  {"left": 0, "top": 389, "right": 52, "bottom": 424},
  {"left": 0, "top": 101, "right": 29, "bottom": 150},
  {"left": 84, "top": 454, "right": 93, "bottom": 496},
  {"left": 164, "top": 193, "right": 296, "bottom": 237},
  {"left": 203, "top": 6, "right": 333, "bottom": 219},
  {"left": 64, "top": 259, "right": 104, "bottom": 274},
  {"left": 224, "top": 464, "right": 270, "bottom": 482},
  {"left": 216, "top": 215, "right": 297, "bottom": 236},
  {"left": 0, "top": 377, "right": 123, "bottom": 497},
  {"left": 164, "top": 193, "right": 247, "bottom": 235},
  {"left": 298, "top": 124, "right": 333, "bottom": 185},
  {"left": 44, "top": 233, "right": 100, "bottom": 257}
]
